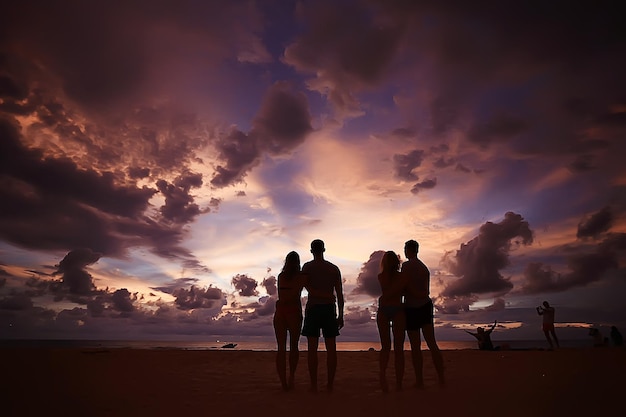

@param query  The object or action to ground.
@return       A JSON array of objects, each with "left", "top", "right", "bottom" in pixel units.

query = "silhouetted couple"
[
  {"left": 273, "top": 239, "right": 344, "bottom": 392},
  {"left": 376, "top": 240, "right": 445, "bottom": 392}
]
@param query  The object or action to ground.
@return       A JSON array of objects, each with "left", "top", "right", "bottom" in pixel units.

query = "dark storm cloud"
[
  {"left": 283, "top": 0, "right": 405, "bottom": 117},
  {"left": 434, "top": 157, "right": 456, "bottom": 169},
  {"left": 0, "top": 117, "right": 208, "bottom": 269},
  {"left": 210, "top": 129, "right": 260, "bottom": 188},
  {"left": 86, "top": 296, "right": 106, "bottom": 317},
  {"left": 568, "top": 155, "right": 596, "bottom": 173},
  {"left": 173, "top": 285, "right": 226, "bottom": 311},
  {"left": 344, "top": 306, "right": 373, "bottom": 325},
  {"left": 231, "top": 274, "right": 259, "bottom": 298},
  {"left": 441, "top": 212, "right": 534, "bottom": 311},
  {"left": 261, "top": 276, "right": 277, "bottom": 297},
  {"left": 433, "top": 295, "right": 475, "bottom": 315},
  {"left": 0, "top": 117, "right": 151, "bottom": 255},
  {"left": 577, "top": 206, "right": 613, "bottom": 239},
  {"left": 484, "top": 298, "right": 506, "bottom": 312},
  {"left": 53, "top": 249, "right": 101, "bottom": 295},
  {"left": 521, "top": 232, "right": 625, "bottom": 294},
  {"left": 393, "top": 150, "right": 424, "bottom": 181},
  {"left": 0, "top": 75, "right": 28, "bottom": 99},
  {"left": 391, "top": 127, "right": 416, "bottom": 139},
  {"left": 0, "top": 0, "right": 271, "bottom": 259},
  {"left": 211, "top": 82, "right": 313, "bottom": 187},
  {"left": 352, "top": 251, "right": 385, "bottom": 298},
  {"left": 0, "top": 118, "right": 155, "bottom": 218},
  {"left": 156, "top": 172, "right": 203, "bottom": 225},
  {"left": 429, "top": 94, "right": 464, "bottom": 136},
  {"left": 371, "top": 0, "right": 626, "bottom": 155},
  {"left": 455, "top": 164, "right": 472, "bottom": 174},
  {"left": 128, "top": 167, "right": 150, "bottom": 179},
  {"left": 111, "top": 289, "right": 135, "bottom": 313},
  {"left": 253, "top": 82, "right": 314, "bottom": 154},
  {"left": 0, "top": 294, "right": 34, "bottom": 310},
  {"left": 1, "top": 0, "right": 268, "bottom": 111},
  {"left": 599, "top": 233, "right": 626, "bottom": 253},
  {"left": 467, "top": 114, "right": 527, "bottom": 149},
  {"left": 151, "top": 277, "right": 200, "bottom": 294},
  {"left": 410, "top": 178, "right": 437, "bottom": 194}
]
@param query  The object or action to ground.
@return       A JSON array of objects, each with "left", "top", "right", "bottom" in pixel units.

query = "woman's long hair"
[
  {"left": 281, "top": 251, "right": 301, "bottom": 277},
  {"left": 380, "top": 251, "right": 400, "bottom": 276}
]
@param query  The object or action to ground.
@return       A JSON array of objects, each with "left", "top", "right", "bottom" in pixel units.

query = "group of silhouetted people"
[
  {"left": 273, "top": 238, "right": 623, "bottom": 393},
  {"left": 464, "top": 301, "right": 624, "bottom": 351},
  {"left": 273, "top": 238, "right": 444, "bottom": 393}
]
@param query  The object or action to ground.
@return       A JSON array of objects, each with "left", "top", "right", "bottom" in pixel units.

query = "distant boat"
[{"left": 221, "top": 343, "right": 237, "bottom": 349}]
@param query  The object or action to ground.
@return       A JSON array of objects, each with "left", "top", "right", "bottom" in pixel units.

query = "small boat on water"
[{"left": 221, "top": 343, "right": 237, "bottom": 349}]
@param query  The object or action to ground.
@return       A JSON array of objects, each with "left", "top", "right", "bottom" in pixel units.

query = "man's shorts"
[
  {"left": 542, "top": 323, "right": 555, "bottom": 332},
  {"left": 405, "top": 299, "right": 434, "bottom": 331},
  {"left": 302, "top": 304, "right": 340, "bottom": 338}
]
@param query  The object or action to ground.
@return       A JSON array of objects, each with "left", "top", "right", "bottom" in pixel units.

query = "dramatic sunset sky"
[{"left": 1, "top": 0, "right": 625, "bottom": 342}]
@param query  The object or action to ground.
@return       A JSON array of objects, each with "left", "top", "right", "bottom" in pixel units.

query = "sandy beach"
[{"left": 3, "top": 347, "right": 624, "bottom": 417}]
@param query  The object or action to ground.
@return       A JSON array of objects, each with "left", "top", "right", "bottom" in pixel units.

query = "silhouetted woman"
[
  {"left": 274, "top": 251, "right": 306, "bottom": 391},
  {"left": 376, "top": 250, "right": 408, "bottom": 392}
]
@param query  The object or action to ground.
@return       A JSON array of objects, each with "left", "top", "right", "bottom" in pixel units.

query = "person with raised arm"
[
  {"left": 465, "top": 321, "right": 498, "bottom": 351},
  {"left": 537, "top": 301, "right": 559, "bottom": 349}
]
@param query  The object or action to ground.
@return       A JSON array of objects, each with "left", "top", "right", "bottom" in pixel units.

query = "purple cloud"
[
  {"left": 352, "top": 251, "right": 385, "bottom": 298},
  {"left": 440, "top": 212, "right": 534, "bottom": 311},
  {"left": 231, "top": 274, "right": 259, "bottom": 297},
  {"left": 393, "top": 150, "right": 425, "bottom": 181},
  {"left": 577, "top": 206, "right": 613, "bottom": 239}
]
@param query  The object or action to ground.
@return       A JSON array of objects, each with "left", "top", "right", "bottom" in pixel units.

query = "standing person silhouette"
[
  {"left": 401, "top": 239, "right": 445, "bottom": 388},
  {"left": 377, "top": 251, "right": 408, "bottom": 392},
  {"left": 301, "top": 239, "right": 344, "bottom": 392},
  {"left": 273, "top": 251, "right": 306, "bottom": 391},
  {"left": 537, "top": 301, "right": 560, "bottom": 349}
]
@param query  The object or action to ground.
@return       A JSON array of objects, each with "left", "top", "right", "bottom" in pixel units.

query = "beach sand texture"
[{"left": 3, "top": 348, "right": 624, "bottom": 417}]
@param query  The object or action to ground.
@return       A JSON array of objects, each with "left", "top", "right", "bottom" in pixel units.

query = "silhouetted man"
[
  {"left": 301, "top": 239, "right": 344, "bottom": 392},
  {"left": 537, "top": 301, "right": 559, "bottom": 349},
  {"left": 401, "top": 239, "right": 445, "bottom": 388}
]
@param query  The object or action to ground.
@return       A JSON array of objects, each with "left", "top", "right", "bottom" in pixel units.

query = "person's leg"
[
  {"left": 287, "top": 317, "right": 302, "bottom": 389},
  {"left": 550, "top": 328, "right": 560, "bottom": 348},
  {"left": 407, "top": 330, "right": 423, "bottom": 388},
  {"left": 324, "top": 336, "right": 337, "bottom": 392},
  {"left": 422, "top": 324, "right": 445, "bottom": 386},
  {"left": 391, "top": 314, "right": 406, "bottom": 391},
  {"left": 543, "top": 329, "right": 554, "bottom": 349},
  {"left": 274, "top": 318, "right": 288, "bottom": 390},
  {"left": 307, "top": 336, "right": 319, "bottom": 392},
  {"left": 376, "top": 313, "right": 391, "bottom": 392}
]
